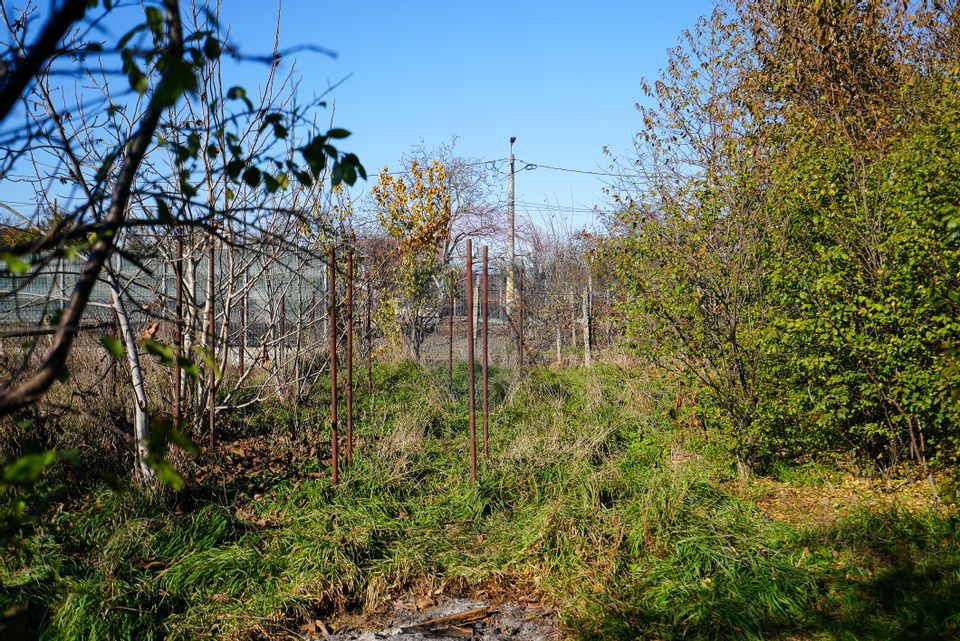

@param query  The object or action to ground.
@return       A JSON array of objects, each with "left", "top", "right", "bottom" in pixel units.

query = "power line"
[
  {"left": 375, "top": 157, "right": 628, "bottom": 179},
  {"left": 515, "top": 201, "right": 600, "bottom": 215},
  {"left": 517, "top": 160, "right": 629, "bottom": 178},
  {"left": 377, "top": 157, "right": 508, "bottom": 176}
]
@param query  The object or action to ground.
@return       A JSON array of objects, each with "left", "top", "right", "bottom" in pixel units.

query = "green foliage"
[
  {"left": 763, "top": 78, "right": 960, "bottom": 467},
  {"left": 3, "top": 451, "right": 55, "bottom": 486},
  {"left": 611, "top": 1, "right": 960, "bottom": 473},
  {"left": 0, "top": 447, "right": 73, "bottom": 545},
  {"left": 142, "top": 419, "right": 199, "bottom": 491},
  {"left": 0, "top": 253, "right": 30, "bottom": 275},
  {"left": 99, "top": 335, "right": 124, "bottom": 359}
]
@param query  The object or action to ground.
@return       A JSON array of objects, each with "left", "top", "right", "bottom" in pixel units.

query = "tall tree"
[{"left": 371, "top": 160, "right": 451, "bottom": 359}]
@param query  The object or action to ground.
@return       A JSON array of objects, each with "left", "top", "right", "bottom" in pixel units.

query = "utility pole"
[{"left": 506, "top": 136, "right": 516, "bottom": 310}]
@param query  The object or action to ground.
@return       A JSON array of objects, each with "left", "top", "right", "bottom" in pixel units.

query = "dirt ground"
[{"left": 299, "top": 597, "right": 562, "bottom": 641}]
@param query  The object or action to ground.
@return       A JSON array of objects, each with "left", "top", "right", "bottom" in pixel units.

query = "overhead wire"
[
  {"left": 2, "top": 156, "right": 626, "bottom": 228},
  {"left": 376, "top": 157, "right": 508, "bottom": 176},
  {"left": 516, "top": 159, "right": 630, "bottom": 179}
]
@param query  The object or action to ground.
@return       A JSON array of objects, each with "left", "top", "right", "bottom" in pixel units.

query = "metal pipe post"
[
  {"left": 518, "top": 265, "right": 525, "bottom": 372},
  {"left": 365, "top": 271, "right": 372, "bottom": 395},
  {"left": 329, "top": 246, "right": 338, "bottom": 485},
  {"left": 465, "top": 239, "right": 476, "bottom": 483},
  {"left": 481, "top": 245, "right": 489, "bottom": 458},
  {"left": 506, "top": 137, "right": 516, "bottom": 309},
  {"left": 448, "top": 269, "right": 454, "bottom": 388},
  {"left": 346, "top": 249, "right": 354, "bottom": 466}
]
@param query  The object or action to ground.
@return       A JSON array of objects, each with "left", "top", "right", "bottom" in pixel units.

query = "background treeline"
[{"left": 608, "top": 0, "right": 960, "bottom": 486}]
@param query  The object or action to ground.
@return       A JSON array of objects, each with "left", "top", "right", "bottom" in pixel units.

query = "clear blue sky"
[{"left": 221, "top": 1, "right": 714, "bottom": 229}]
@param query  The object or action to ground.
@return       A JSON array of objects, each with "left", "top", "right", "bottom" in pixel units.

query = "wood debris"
[{"left": 399, "top": 606, "right": 495, "bottom": 637}]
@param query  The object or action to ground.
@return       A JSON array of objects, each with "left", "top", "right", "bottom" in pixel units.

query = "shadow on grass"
[{"left": 572, "top": 508, "right": 960, "bottom": 641}]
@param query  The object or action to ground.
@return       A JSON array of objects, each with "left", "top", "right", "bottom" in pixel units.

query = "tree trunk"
[
  {"left": 555, "top": 321, "right": 562, "bottom": 365},
  {"left": 183, "top": 240, "right": 198, "bottom": 419},
  {"left": 571, "top": 297, "right": 577, "bottom": 350},
  {"left": 583, "top": 274, "right": 592, "bottom": 367},
  {"left": 107, "top": 267, "right": 153, "bottom": 483},
  {"left": 911, "top": 416, "right": 938, "bottom": 501}
]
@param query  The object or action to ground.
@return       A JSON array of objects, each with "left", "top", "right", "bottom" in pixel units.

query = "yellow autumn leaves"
[
  {"left": 372, "top": 160, "right": 451, "bottom": 257},
  {"left": 370, "top": 159, "right": 452, "bottom": 356}
]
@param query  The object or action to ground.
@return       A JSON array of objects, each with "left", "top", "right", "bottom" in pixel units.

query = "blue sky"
[{"left": 221, "top": 1, "right": 714, "bottom": 229}]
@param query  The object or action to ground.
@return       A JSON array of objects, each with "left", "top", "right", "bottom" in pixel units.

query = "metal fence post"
[
  {"left": 329, "top": 245, "right": 338, "bottom": 485},
  {"left": 465, "top": 239, "right": 476, "bottom": 483},
  {"left": 346, "top": 249, "right": 353, "bottom": 466},
  {"left": 448, "top": 269, "right": 454, "bottom": 389},
  {"left": 518, "top": 264, "right": 524, "bottom": 372},
  {"left": 481, "top": 245, "right": 489, "bottom": 458},
  {"left": 365, "top": 270, "right": 372, "bottom": 395}
]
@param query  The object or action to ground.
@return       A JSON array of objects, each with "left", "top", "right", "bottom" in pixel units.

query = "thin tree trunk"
[
  {"left": 206, "top": 234, "right": 215, "bottom": 450},
  {"left": 583, "top": 273, "right": 592, "bottom": 367},
  {"left": 183, "top": 242, "right": 198, "bottom": 420},
  {"left": 174, "top": 235, "right": 183, "bottom": 424},
  {"left": 571, "top": 297, "right": 577, "bottom": 349},
  {"left": 107, "top": 268, "right": 153, "bottom": 482},
  {"left": 555, "top": 321, "right": 562, "bottom": 365}
]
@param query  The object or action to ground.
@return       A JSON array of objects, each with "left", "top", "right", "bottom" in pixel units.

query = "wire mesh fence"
[{"left": 0, "top": 231, "right": 618, "bottom": 433}]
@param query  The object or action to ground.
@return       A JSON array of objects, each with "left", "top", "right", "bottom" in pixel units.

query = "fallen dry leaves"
[{"left": 729, "top": 473, "right": 957, "bottom": 527}]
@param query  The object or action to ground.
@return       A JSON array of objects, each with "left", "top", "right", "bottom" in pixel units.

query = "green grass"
[{"left": 2, "top": 362, "right": 958, "bottom": 640}]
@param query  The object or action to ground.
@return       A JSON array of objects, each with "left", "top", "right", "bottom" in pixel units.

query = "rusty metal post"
[
  {"left": 365, "top": 270, "right": 372, "bottom": 395},
  {"left": 173, "top": 235, "right": 183, "bottom": 424},
  {"left": 346, "top": 249, "right": 354, "bottom": 466},
  {"left": 481, "top": 245, "right": 489, "bottom": 458},
  {"left": 465, "top": 239, "right": 476, "bottom": 483},
  {"left": 448, "top": 269, "right": 454, "bottom": 388},
  {"left": 518, "top": 264, "right": 525, "bottom": 372},
  {"left": 329, "top": 245, "right": 338, "bottom": 485},
  {"left": 208, "top": 234, "right": 216, "bottom": 450}
]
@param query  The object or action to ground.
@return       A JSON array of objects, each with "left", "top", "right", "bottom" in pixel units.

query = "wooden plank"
[{"left": 401, "top": 606, "right": 494, "bottom": 632}]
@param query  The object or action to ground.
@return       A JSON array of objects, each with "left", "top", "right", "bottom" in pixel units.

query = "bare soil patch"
[{"left": 304, "top": 597, "right": 562, "bottom": 641}]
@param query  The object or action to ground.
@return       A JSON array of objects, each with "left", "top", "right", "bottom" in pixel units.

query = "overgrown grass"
[{"left": 1, "top": 362, "right": 957, "bottom": 640}]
